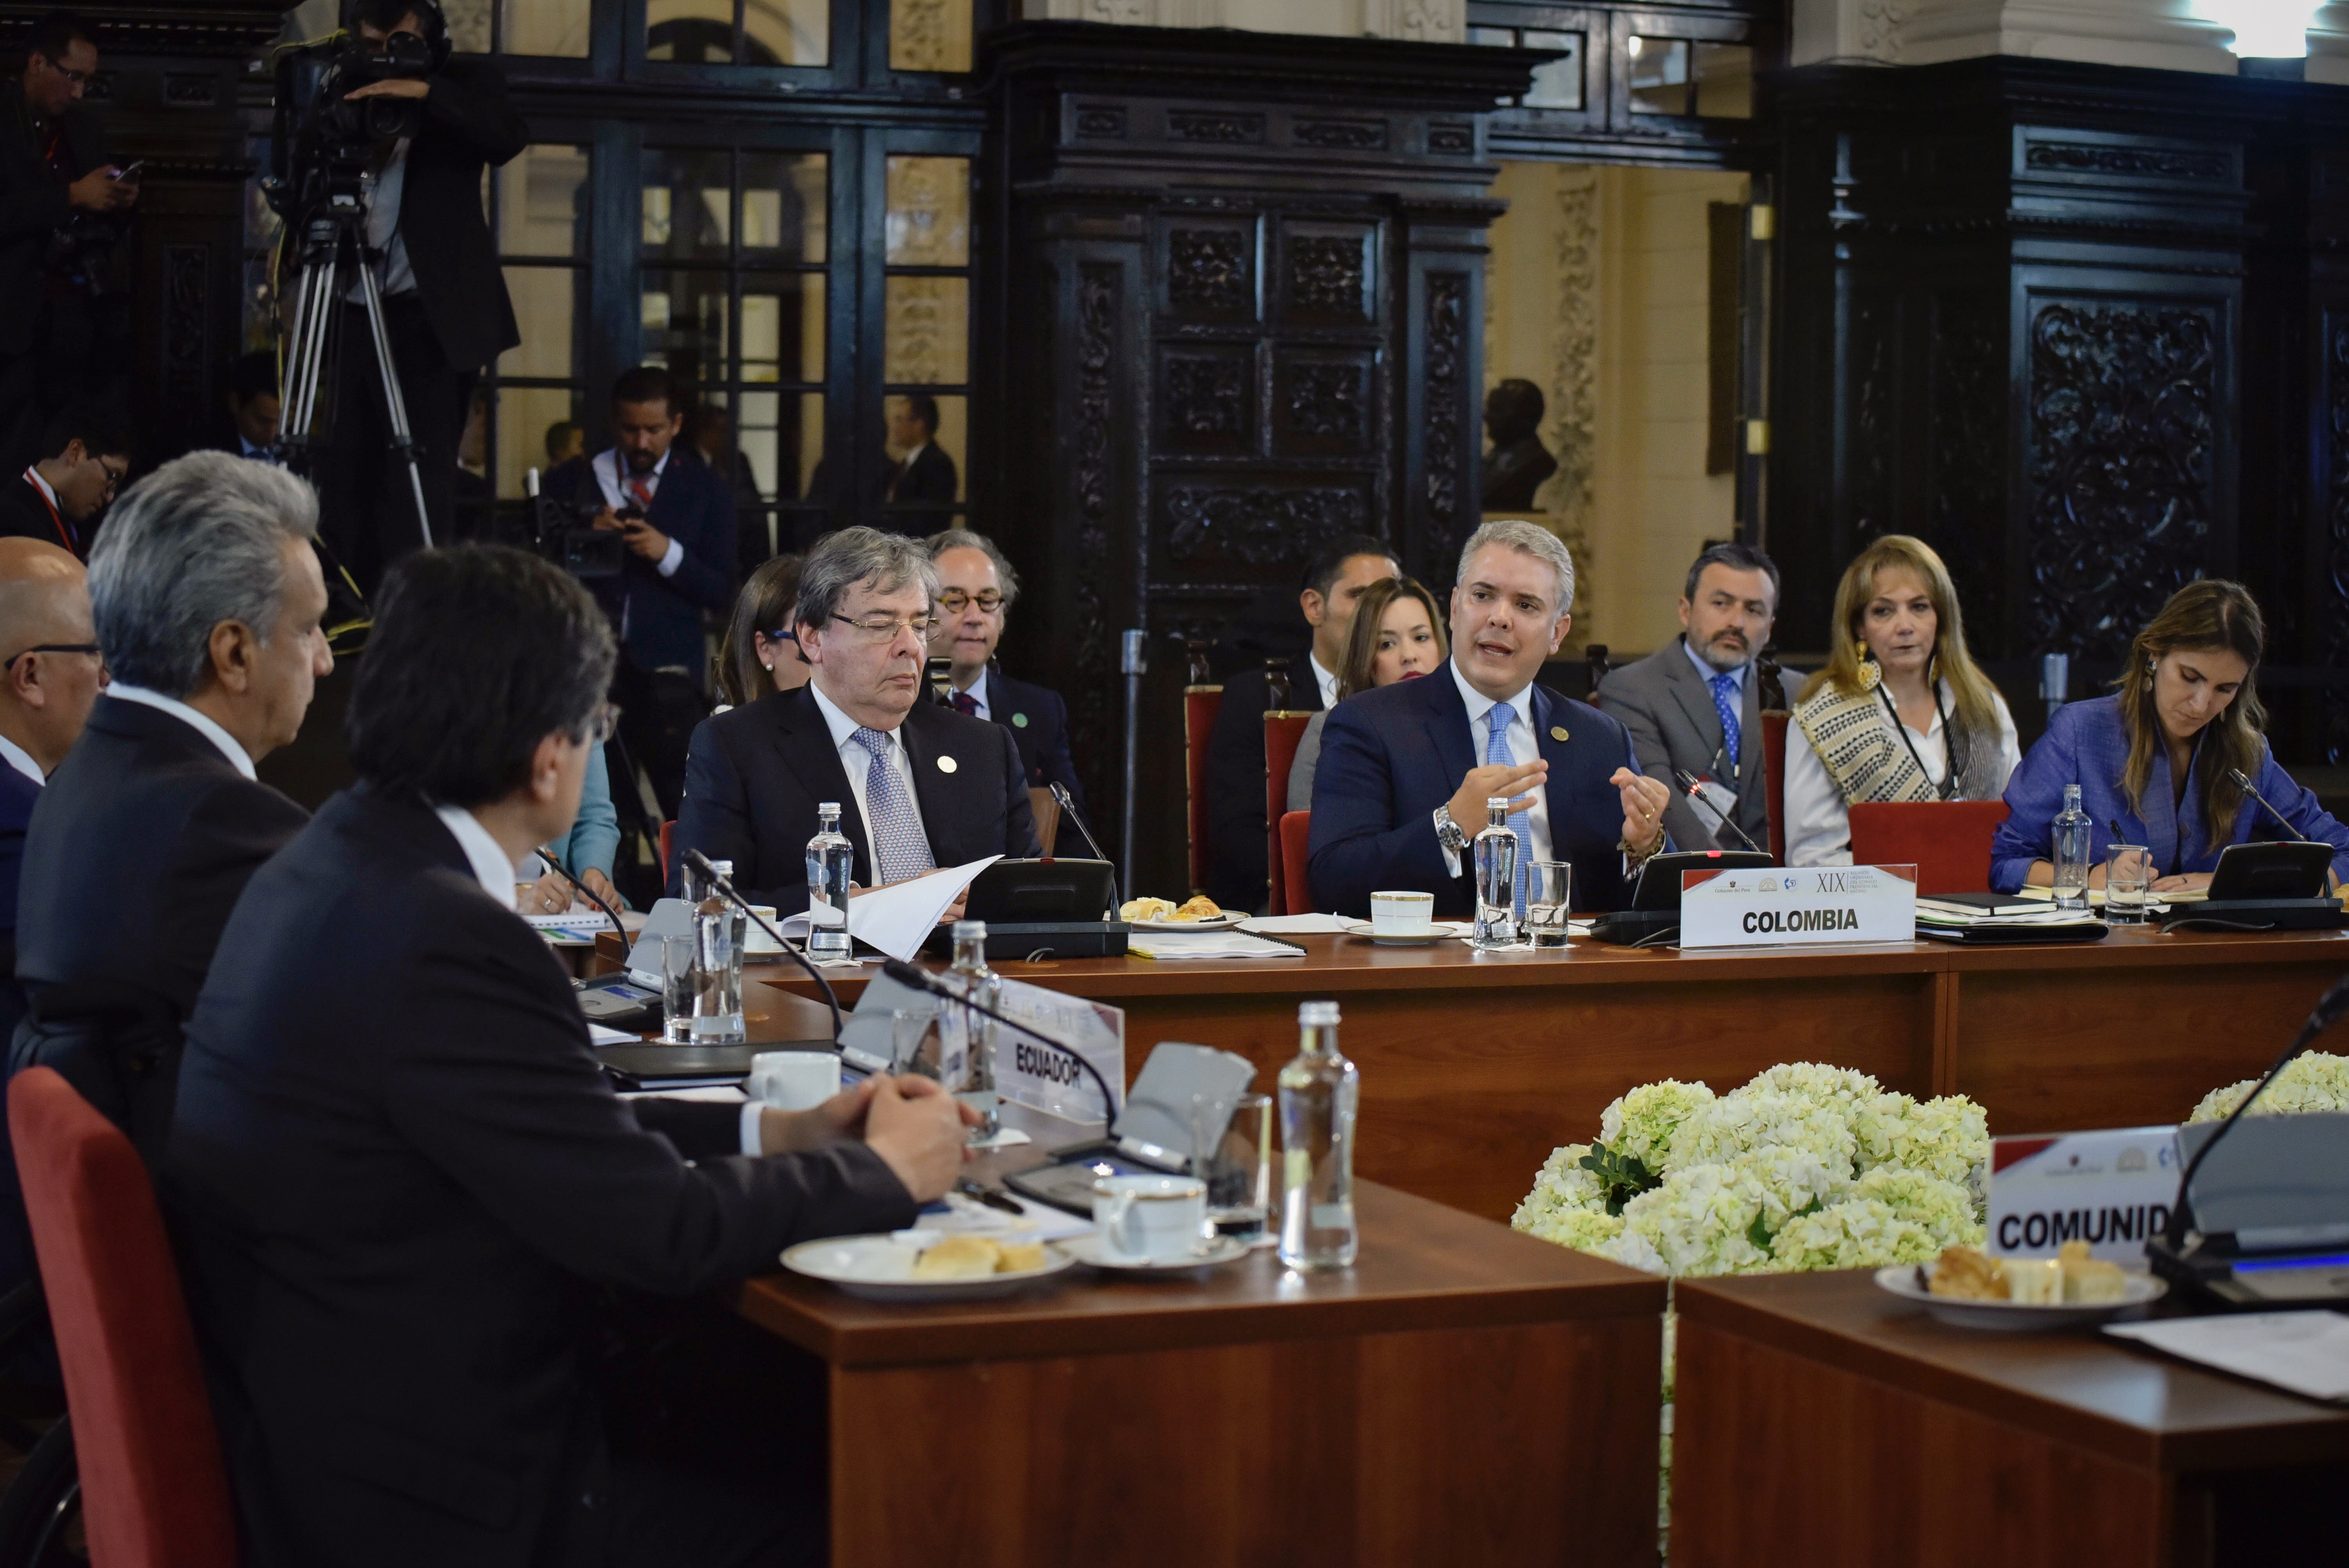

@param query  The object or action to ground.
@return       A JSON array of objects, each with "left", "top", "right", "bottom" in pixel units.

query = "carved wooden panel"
[
  {"left": 1156, "top": 347, "right": 1255, "bottom": 454},
  {"left": 1280, "top": 222, "right": 1373, "bottom": 324},
  {"left": 161, "top": 243, "right": 210, "bottom": 444},
  {"left": 1926, "top": 293, "right": 2006, "bottom": 638},
  {"left": 1160, "top": 483, "right": 1374, "bottom": 570},
  {"left": 1273, "top": 350, "right": 1373, "bottom": 456},
  {"left": 1163, "top": 224, "right": 1256, "bottom": 320},
  {"left": 1068, "top": 261, "right": 1122, "bottom": 766},
  {"left": 2327, "top": 314, "right": 2349, "bottom": 763},
  {"left": 1422, "top": 268, "right": 1471, "bottom": 571},
  {"left": 2025, "top": 298, "right": 2218, "bottom": 657}
]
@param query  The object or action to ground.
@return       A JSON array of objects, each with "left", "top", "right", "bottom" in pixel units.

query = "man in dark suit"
[
  {"left": 924, "top": 527, "right": 1084, "bottom": 816},
  {"left": 0, "top": 11, "right": 137, "bottom": 472},
  {"left": 320, "top": 0, "right": 526, "bottom": 585},
  {"left": 0, "top": 400, "right": 127, "bottom": 559},
  {"left": 672, "top": 526, "right": 1040, "bottom": 913},
  {"left": 215, "top": 350, "right": 281, "bottom": 463},
  {"left": 1597, "top": 541, "right": 1780, "bottom": 855},
  {"left": 164, "top": 543, "right": 973, "bottom": 1568},
  {"left": 879, "top": 393, "right": 955, "bottom": 533},
  {"left": 1309, "top": 520, "right": 1673, "bottom": 918},
  {"left": 1204, "top": 533, "right": 1398, "bottom": 912},
  {"left": 13, "top": 453, "right": 329, "bottom": 1161},
  {"left": 546, "top": 364, "right": 736, "bottom": 820}
]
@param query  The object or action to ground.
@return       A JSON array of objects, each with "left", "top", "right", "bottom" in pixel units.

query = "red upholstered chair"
[
  {"left": 1848, "top": 800, "right": 2012, "bottom": 895},
  {"left": 8, "top": 1067, "right": 238, "bottom": 1568},
  {"left": 1184, "top": 684, "right": 1223, "bottom": 895},
  {"left": 1264, "top": 712, "right": 1311, "bottom": 917},
  {"left": 1760, "top": 712, "right": 1791, "bottom": 865},
  {"left": 1279, "top": 811, "right": 1314, "bottom": 915},
  {"left": 658, "top": 818, "right": 676, "bottom": 882}
]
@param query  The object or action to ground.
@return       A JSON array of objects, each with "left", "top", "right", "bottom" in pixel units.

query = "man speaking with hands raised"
[{"left": 1307, "top": 520, "right": 1671, "bottom": 918}]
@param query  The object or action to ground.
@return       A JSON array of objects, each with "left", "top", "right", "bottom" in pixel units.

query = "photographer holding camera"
[{"left": 313, "top": 0, "right": 523, "bottom": 590}]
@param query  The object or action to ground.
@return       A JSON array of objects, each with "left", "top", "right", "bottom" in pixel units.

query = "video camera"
[
  {"left": 523, "top": 470, "right": 628, "bottom": 580},
  {"left": 262, "top": 31, "right": 433, "bottom": 223}
]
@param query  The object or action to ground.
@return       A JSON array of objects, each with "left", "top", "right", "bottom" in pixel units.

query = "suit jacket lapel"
[
  {"left": 1663, "top": 642, "right": 1730, "bottom": 774},
  {"left": 1422, "top": 668, "right": 1477, "bottom": 791},
  {"left": 767, "top": 689, "right": 872, "bottom": 880},
  {"left": 901, "top": 707, "right": 962, "bottom": 858},
  {"left": 1293, "top": 653, "right": 1325, "bottom": 715}
]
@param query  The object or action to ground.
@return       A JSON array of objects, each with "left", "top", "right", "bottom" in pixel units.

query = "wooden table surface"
[
  {"left": 1672, "top": 1271, "right": 2349, "bottom": 1568},
  {"left": 713, "top": 925, "right": 2349, "bottom": 1222}
]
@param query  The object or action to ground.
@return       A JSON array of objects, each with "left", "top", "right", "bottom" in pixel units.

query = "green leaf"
[{"left": 1578, "top": 1140, "right": 1664, "bottom": 1219}]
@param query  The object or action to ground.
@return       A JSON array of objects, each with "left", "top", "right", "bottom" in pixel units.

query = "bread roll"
[
  {"left": 993, "top": 1241, "right": 1046, "bottom": 1273},
  {"left": 911, "top": 1235, "right": 1001, "bottom": 1280}
]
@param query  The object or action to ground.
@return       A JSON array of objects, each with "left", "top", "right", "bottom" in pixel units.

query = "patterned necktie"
[
  {"left": 1485, "top": 702, "right": 1532, "bottom": 921},
  {"left": 950, "top": 689, "right": 980, "bottom": 718},
  {"left": 1709, "top": 671, "right": 1743, "bottom": 772},
  {"left": 629, "top": 475, "right": 656, "bottom": 512},
  {"left": 852, "top": 727, "right": 935, "bottom": 884}
]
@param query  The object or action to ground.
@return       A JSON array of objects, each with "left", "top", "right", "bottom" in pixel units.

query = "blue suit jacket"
[
  {"left": 0, "top": 763, "right": 39, "bottom": 1042},
  {"left": 546, "top": 451, "right": 736, "bottom": 684},
  {"left": 1991, "top": 694, "right": 2349, "bottom": 892},
  {"left": 1307, "top": 669, "right": 1649, "bottom": 917},
  {"left": 984, "top": 668, "right": 1085, "bottom": 817}
]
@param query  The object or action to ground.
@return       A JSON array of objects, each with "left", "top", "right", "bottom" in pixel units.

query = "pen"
[{"left": 957, "top": 1178, "right": 1025, "bottom": 1215}]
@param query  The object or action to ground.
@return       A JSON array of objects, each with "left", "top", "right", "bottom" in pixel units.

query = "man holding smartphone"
[{"left": 0, "top": 11, "right": 138, "bottom": 472}]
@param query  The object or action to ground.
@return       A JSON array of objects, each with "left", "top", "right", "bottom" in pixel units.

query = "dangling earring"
[{"left": 1855, "top": 649, "right": 1881, "bottom": 693}]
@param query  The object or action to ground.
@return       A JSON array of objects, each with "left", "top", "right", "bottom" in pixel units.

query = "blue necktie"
[
  {"left": 852, "top": 727, "right": 936, "bottom": 884},
  {"left": 1709, "top": 671, "right": 1743, "bottom": 772},
  {"left": 1485, "top": 702, "right": 1531, "bottom": 921}
]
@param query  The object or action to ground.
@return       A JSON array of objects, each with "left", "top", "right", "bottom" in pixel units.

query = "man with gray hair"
[
  {"left": 669, "top": 525, "right": 1039, "bottom": 912},
  {"left": 1308, "top": 519, "right": 1673, "bottom": 919},
  {"left": 13, "top": 450, "right": 329, "bottom": 1158},
  {"left": 923, "top": 526, "right": 1085, "bottom": 815}
]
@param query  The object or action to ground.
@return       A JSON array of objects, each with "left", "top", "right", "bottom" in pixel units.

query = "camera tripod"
[{"left": 276, "top": 189, "right": 434, "bottom": 552}]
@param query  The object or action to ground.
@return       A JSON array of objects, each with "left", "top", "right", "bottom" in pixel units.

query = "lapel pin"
[
  {"left": 1012, "top": 712, "right": 1029, "bottom": 728},
  {"left": 1550, "top": 725, "right": 1570, "bottom": 742},
  {"left": 937, "top": 755, "right": 958, "bottom": 774}
]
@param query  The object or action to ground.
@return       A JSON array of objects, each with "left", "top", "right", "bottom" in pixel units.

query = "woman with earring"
[
  {"left": 1287, "top": 575, "right": 1447, "bottom": 812},
  {"left": 711, "top": 553, "right": 808, "bottom": 713},
  {"left": 1783, "top": 535, "right": 2020, "bottom": 866},
  {"left": 1991, "top": 579, "right": 2349, "bottom": 894}
]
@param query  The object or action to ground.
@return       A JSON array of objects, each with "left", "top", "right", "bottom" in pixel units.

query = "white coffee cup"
[
  {"left": 1091, "top": 1174, "right": 1208, "bottom": 1263},
  {"left": 741, "top": 906, "right": 783, "bottom": 953},
  {"left": 747, "top": 1050, "right": 841, "bottom": 1111},
  {"left": 1370, "top": 890, "right": 1436, "bottom": 935}
]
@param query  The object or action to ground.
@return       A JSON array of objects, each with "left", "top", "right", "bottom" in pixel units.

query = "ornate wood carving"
[
  {"left": 1427, "top": 123, "right": 1473, "bottom": 155},
  {"left": 2327, "top": 317, "right": 2349, "bottom": 764},
  {"left": 1423, "top": 269, "right": 1468, "bottom": 568},
  {"left": 1161, "top": 352, "right": 1249, "bottom": 440},
  {"left": 2027, "top": 301, "right": 2215, "bottom": 656},
  {"left": 1848, "top": 296, "right": 1892, "bottom": 542},
  {"left": 1167, "top": 110, "right": 1264, "bottom": 145},
  {"left": 1927, "top": 294, "right": 2006, "bottom": 635},
  {"left": 1280, "top": 360, "right": 1365, "bottom": 445},
  {"left": 162, "top": 242, "right": 209, "bottom": 436},
  {"left": 2023, "top": 142, "right": 2229, "bottom": 183},
  {"left": 1294, "top": 119, "right": 1388, "bottom": 152},
  {"left": 1165, "top": 486, "right": 1369, "bottom": 566},
  {"left": 1070, "top": 262, "right": 1119, "bottom": 760},
  {"left": 1286, "top": 235, "right": 1365, "bottom": 317},
  {"left": 1076, "top": 105, "right": 1127, "bottom": 137},
  {"left": 1167, "top": 229, "right": 1249, "bottom": 315},
  {"left": 1543, "top": 166, "right": 1600, "bottom": 622}
]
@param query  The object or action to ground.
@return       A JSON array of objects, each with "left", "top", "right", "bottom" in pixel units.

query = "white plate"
[
  {"left": 1126, "top": 913, "right": 1246, "bottom": 932},
  {"left": 1062, "top": 1233, "right": 1251, "bottom": 1273},
  {"left": 1874, "top": 1263, "right": 2165, "bottom": 1331},
  {"left": 1342, "top": 921, "right": 1471, "bottom": 946},
  {"left": 782, "top": 1233, "right": 1075, "bottom": 1302}
]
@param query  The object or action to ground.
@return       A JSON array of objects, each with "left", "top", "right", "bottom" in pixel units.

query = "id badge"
[{"left": 1694, "top": 778, "right": 1740, "bottom": 822}]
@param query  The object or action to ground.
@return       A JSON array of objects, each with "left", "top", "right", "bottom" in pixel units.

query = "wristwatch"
[{"left": 1432, "top": 805, "right": 1470, "bottom": 856}]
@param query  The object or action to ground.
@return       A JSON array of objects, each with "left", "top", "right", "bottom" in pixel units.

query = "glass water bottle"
[
  {"left": 690, "top": 858, "right": 745, "bottom": 1043},
  {"left": 1472, "top": 795, "right": 1521, "bottom": 949},
  {"left": 805, "top": 802, "right": 853, "bottom": 959},
  {"left": 942, "top": 920, "right": 1001, "bottom": 1140},
  {"left": 2051, "top": 784, "right": 2092, "bottom": 912},
  {"left": 1278, "top": 1000, "right": 1359, "bottom": 1270}
]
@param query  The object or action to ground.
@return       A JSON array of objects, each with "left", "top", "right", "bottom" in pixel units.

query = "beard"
[{"left": 1692, "top": 631, "right": 1749, "bottom": 673}]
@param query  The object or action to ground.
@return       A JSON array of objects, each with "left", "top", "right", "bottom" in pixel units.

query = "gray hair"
[
  {"left": 923, "top": 526, "right": 1020, "bottom": 608},
  {"left": 794, "top": 526, "right": 941, "bottom": 632},
  {"left": 1457, "top": 519, "right": 1575, "bottom": 622},
  {"left": 88, "top": 452, "right": 320, "bottom": 698}
]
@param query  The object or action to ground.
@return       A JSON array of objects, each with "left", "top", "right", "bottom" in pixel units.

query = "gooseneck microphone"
[
  {"left": 682, "top": 847, "right": 844, "bottom": 1042},
  {"left": 1670, "top": 768, "right": 1766, "bottom": 856},
  {"left": 879, "top": 957, "right": 1121, "bottom": 1118},
  {"left": 1048, "top": 781, "right": 1112, "bottom": 865},
  {"left": 2226, "top": 767, "right": 2313, "bottom": 843},
  {"left": 2163, "top": 970, "right": 2349, "bottom": 1253}
]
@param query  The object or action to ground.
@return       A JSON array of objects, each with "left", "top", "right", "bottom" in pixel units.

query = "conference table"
[
  {"left": 1671, "top": 1270, "right": 2349, "bottom": 1566},
  {"left": 719, "top": 923, "right": 2349, "bottom": 1223}
]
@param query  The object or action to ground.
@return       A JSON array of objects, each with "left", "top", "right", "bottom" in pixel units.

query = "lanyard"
[
  {"left": 1878, "top": 683, "right": 1961, "bottom": 801},
  {"left": 20, "top": 470, "right": 72, "bottom": 553}
]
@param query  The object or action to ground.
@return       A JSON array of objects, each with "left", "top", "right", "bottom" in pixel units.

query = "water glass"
[
  {"left": 659, "top": 934, "right": 696, "bottom": 1043},
  {"left": 1526, "top": 860, "right": 1573, "bottom": 950},
  {"left": 2105, "top": 844, "right": 2155, "bottom": 925},
  {"left": 1195, "top": 1091, "right": 1273, "bottom": 1244},
  {"left": 892, "top": 1007, "right": 939, "bottom": 1078}
]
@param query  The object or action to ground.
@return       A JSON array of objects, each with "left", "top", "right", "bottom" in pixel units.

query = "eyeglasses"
[
  {"left": 935, "top": 590, "right": 1005, "bottom": 615},
  {"left": 96, "top": 459, "right": 125, "bottom": 496},
  {"left": 830, "top": 613, "right": 940, "bottom": 642},
  {"left": 577, "top": 703, "right": 620, "bottom": 747},
  {"left": 3, "top": 642, "right": 101, "bottom": 671},
  {"left": 35, "top": 56, "right": 92, "bottom": 87},
  {"left": 759, "top": 628, "right": 798, "bottom": 645}
]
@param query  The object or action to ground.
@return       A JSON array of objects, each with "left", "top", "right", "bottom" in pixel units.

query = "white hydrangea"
[
  {"left": 1620, "top": 1163, "right": 1775, "bottom": 1278},
  {"left": 1769, "top": 1197, "right": 1939, "bottom": 1273},
  {"left": 1742, "top": 1062, "right": 1882, "bottom": 1112},
  {"left": 1722, "top": 1145, "right": 1845, "bottom": 1231},
  {"left": 1510, "top": 1142, "right": 1606, "bottom": 1236},
  {"left": 1849, "top": 1166, "right": 1984, "bottom": 1249},
  {"left": 1598, "top": 1079, "right": 1716, "bottom": 1167},
  {"left": 1599, "top": 1225, "right": 1667, "bottom": 1275},
  {"left": 2188, "top": 1052, "right": 2349, "bottom": 1124},
  {"left": 1854, "top": 1092, "right": 1989, "bottom": 1195},
  {"left": 1665, "top": 1090, "right": 1857, "bottom": 1181},
  {"left": 1520, "top": 1206, "right": 1627, "bottom": 1255}
]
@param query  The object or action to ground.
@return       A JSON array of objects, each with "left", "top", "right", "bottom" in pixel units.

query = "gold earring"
[{"left": 1855, "top": 652, "right": 1881, "bottom": 693}]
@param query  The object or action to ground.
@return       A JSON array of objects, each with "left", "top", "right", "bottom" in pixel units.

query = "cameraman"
[
  {"left": 320, "top": 0, "right": 523, "bottom": 590},
  {"left": 0, "top": 11, "right": 138, "bottom": 472}
]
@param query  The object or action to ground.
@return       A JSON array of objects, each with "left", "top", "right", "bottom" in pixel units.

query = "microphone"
[
  {"left": 682, "top": 847, "right": 843, "bottom": 1042},
  {"left": 879, "top": 957, "right": 1121, "bottom": 1119},
  {"left": 1670, "top": 768, "right": 1765, "bottom": 856},
  {"left": 1048, "top": 782, "right": 1110, "bottom": 864},
  {"left": 531, "top": 852, "right": 625, "bottom": 937},
  {"left": 2163, "top": 969, "right": 2349, "bottom": 1254},
  {"left": 2226, "top": 767, "right": 2313, "bottom": 843}
]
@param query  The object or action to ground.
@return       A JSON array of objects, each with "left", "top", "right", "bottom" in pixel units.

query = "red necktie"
[
  {"left": 629, "top": 476, "right": 655, "bottom": 511},
  {"left": 950, "top": 690, "right": 980, "bottom": 718}
]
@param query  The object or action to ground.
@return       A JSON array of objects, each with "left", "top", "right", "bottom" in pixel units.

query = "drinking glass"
[
  {"left": 1194, "top": 1091, "right": 1273, "bottom": 1245},
  {"left": 2105, "top": 844, "right": 2154, "bottom": 925},
  {"left": 1526, "top": 861, "right": 1573, "bottom": 950},
  {"left": 891, "top": 1007, "right": 940, "bottom": 1078},
  {"left": 660, "top": 934, "right": 696, "bottom": 1043}
]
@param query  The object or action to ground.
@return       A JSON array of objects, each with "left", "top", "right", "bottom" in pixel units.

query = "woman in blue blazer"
[{"left": 1991, "top": 580, "right": 2349, "bottom": 895}]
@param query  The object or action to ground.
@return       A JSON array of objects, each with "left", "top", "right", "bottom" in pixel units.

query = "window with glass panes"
[
  {"left": 440, "top": 0, "right": 591, "bottom": 58},
  {"left": 879, "top": 151, "right": 969, "bottom": 532},
  {"left": 481, "top": 141, "right": 593, "bottom": 514}
]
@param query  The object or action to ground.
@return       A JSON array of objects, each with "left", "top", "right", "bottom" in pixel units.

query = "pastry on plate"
[
  {"left": 1927, "top": 1245, "right": 2006, "bottom": 1301},
  {"left": 1173, "top": 894, "right": 1222, "bottom": 921},
  {"left": 993, "top": 1240, "right": 1046, "bottom": 1273},
  {"left": 910, "top": 1235, "right": 1002, "bottom": 1280},
  {"left": 1118, "top": 896, "right": 1176, "bottom": 922},
  {"left": 2058, "top": 1240, "right": 2127, "bottom": 1304}
]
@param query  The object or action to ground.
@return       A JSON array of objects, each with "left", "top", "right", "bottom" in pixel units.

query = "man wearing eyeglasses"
[
  {"left": 924, "top": 527, "right": 1084, "bottom": 814},
  {"left": 0, "top": 11, "right": 138, "bottom": 473},
  {"left": 669, "top": 526, "right": 1040, "bottom": 913},
  {"left": 0, "top": 399, "right": 127, "bottom": 560}
]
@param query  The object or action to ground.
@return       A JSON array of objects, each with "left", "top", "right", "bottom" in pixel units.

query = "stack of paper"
[
  {"left": 1238, "top": 913, "right": 1355, "bottom": 935},
  {"left": 2106, "top": 1312, "right": 2349, "bottom": 1403},
  {"left": 1126, "top": 931, "right": 1307, "bottom": 960}
]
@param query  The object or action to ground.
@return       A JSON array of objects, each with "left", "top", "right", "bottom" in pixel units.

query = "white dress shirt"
[
  {"left": 0, "top": 732, "right": 44, "bottom": 787},
  {"left": 809, "top": 680, "right": 928, "bottom": 876},
  {"left": 23, "top": 467, "right": 57, "bottom": 512},
  {"left": 103, "top": 685, "right": 256, "bottom": 779},
  {"left": 1309, "top": 653, "right": 1340, "bottom": 711},
  {"left": 347, "top": 137, "right": 418, "bottom": 301},
  {"left": 1438, "top": 659, "right": 1554, "bottom": 877},
  {"left": 1784, "top": 681, "right": 2021, "bottom": 867},
  {"left": 432, "top": 805, "right": 520, "bottom": 910},
  {"left": 954, "top": 673, "right": 991, "bottom": 720}
]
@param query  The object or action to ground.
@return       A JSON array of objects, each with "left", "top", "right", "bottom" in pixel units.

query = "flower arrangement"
[
  {"left": 1512, "top": 1063, "right": 1989, "bottom": 1278},
  {"left": 2187, "top": 1051, "right": 2349, "bottom": 1125}
]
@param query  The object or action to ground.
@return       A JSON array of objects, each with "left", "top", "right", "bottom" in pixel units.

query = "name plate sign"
[
  {"left": 1988, "top": 1127, "right": 2179, "bottom": 1262},
  {"left": 1678, "top": 864, "right": 1917, "bottom": 948}
]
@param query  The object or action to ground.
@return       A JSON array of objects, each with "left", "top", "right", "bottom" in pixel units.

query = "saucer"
[
  {"left": 1343, "top": 921, "right": 1465, "bottom": 947},
  {"left": 1063, "top": 1233, "right": 1251, "bottom": 1274}
]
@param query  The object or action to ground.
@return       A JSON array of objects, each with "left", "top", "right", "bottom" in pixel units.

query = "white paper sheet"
[
  {"left": 1238, "top": 913, "right": 1354, "bottom": 934},
  {"left": 763, "top": 855, "right": 1001, "bottom": 962},
  {"left": 586, "top": 1022, "right": 644, "bottom": 1045},
  {"left": 1126, "top": 932, "right": 1307, "bottom": 960},
  {"left": 2106, "top": 1311, "right": 2349, "bottom": 1402}
]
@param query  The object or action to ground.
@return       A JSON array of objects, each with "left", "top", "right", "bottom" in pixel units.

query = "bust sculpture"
[{"left": 1480, "top": 378, "right": 1559, "bottom": 512}]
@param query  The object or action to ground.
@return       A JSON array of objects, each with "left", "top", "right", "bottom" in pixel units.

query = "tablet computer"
[{"left": 964, "top": 858, "right": 1117, "bottom": 924}]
